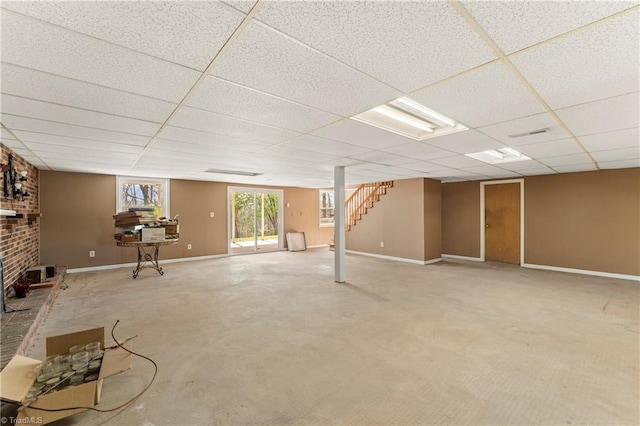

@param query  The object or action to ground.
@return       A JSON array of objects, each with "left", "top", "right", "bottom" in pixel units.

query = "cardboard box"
[
  {"left": 161, "top": 224, "right": 179, "bottom": 234},
  {"left": 141, "top": 227, "right": 165, "bottom": 242},
  {"left": 120, "top": 233, "right": 140, "bottom": 242},
  {"left": 0, "top": 327, "right": 132, "bottom": 425}
]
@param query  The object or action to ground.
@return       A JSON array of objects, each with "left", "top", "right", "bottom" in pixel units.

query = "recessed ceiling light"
[
  {"left": 205, "top": 168, "right": 263, "bottom": 176},
  {"left": 465, "top": 148, "right": 531, "bottom": 164},
  {"left": 350, "top": 97, "right": 468, "bottom": 141}
]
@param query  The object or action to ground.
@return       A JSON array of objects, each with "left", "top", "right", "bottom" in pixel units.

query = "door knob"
[{"left": 485, "top": 224, "right": 490, "bottom": 228}]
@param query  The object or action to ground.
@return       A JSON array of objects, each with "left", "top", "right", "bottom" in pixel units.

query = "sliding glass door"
[{"left": 228, "top": 188, "right": 283, "bottom": 255}]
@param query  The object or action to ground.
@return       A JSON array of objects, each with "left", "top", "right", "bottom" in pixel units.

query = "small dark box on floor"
[
  {"left": 45, "top": 265, "right": 57, "bottom": 278},
  {"left": 26, "top": 266, "right": 45, "bottom": 284}
]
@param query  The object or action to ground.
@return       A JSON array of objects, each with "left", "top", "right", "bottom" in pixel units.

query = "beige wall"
[
  {"left": 525, "top": 168, "right": 640, "bottom": 275},
  {"left": 441, "top": 169, "right": 640, "bottom": 276},
  {"left": 441, "top": 181, "right": 481, "bottom": 258},
  {"left": 40, "top": 171, "right": 126, "bottom": 268},
  {"left": 424, "top": 178, "right": 442, "bottom": 261},
  {"left": 40, "top": 171, "right": 332, "bottom": 268},
  {"left": 346, "top": 178, "right": 441, "bottom": 262},
  {"left": 283, "top": 187, "right": 334, "bottom": 247}
]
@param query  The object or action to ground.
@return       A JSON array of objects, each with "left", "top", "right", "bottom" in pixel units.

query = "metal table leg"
[{"left": 132, "top": 244, "right": 164, "bottom": 278}]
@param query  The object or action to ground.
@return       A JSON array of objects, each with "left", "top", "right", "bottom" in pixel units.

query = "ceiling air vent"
[{"left": 508, "top": 128, "right": 551, "bottom": 138}]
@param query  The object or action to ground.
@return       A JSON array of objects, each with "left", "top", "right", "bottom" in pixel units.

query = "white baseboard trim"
[
  {"left": 523, "top": 263, "right": 640, "bottom": 282},
  {"left": 307, "top": 244, "right": 330, "bottom": 249},
  {"left": 67, "top": 254, "right": 228, "bottom": 274},
  {"left": 442, "top": 254, "right": 483, "bottom": 262},
  {"left": 424, "top": 257, "right": 443, "bottom": 265},
  {"left": 346, "top": 250, "right": 442, "bottom": 266}
]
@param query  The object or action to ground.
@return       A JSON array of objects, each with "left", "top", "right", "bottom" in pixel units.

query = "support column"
[{"left": 334, "top": 166, "right": 345, "bottom": 283}]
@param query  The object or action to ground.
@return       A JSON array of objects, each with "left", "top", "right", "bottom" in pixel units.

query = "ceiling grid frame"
[
  {"left": 450, "top": 0, "right": 612, "bottom": 171},
  {"left": 1, "top": 1, "right": 637, "bottom": 185},
  {"left": 130, "top": 0, "right": 266, "bottom": 169}
]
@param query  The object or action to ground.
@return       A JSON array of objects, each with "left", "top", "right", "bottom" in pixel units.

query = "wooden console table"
[{"left": 116, "top": 239, "right": 179, "bottom": 278}]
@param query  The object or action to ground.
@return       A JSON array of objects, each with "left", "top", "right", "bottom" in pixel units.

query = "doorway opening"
[
  {"left": 480, "top": 179, "right": 524, "bottom": 265},
  {"left": 228, "top": 187, "right": 283, "bottom": 255}
]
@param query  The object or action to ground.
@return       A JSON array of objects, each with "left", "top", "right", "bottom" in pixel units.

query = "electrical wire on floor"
[{"left": 17, "top": 319, "right": 157, "bottom": 414}]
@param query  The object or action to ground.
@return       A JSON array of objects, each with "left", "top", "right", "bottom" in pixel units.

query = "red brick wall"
[{"left": 1, "top": 143, "right": 40, "bottom": 291}]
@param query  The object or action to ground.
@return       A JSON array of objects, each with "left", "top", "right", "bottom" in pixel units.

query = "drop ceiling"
[{"left": 0, "top": 0, "right": 638, "bottom": 187}]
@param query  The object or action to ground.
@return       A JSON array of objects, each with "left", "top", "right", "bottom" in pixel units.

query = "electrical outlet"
[
  {"left": 210, "top": 212, "right": 215, "bottom": 218},
  {"left": 380, "top": 242, "right": 384, "bottom": 248},
  {"left": 187, "top": 244, "right": 192, "bottom": 250},
  {"left": 89, "top": 250, "right": 95, "bottom": 258}
]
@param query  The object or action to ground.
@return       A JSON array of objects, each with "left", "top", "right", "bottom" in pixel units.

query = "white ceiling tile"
[
  {"left": 539, "top": 153, "right": 595, "bottom": 167},
  {"left": 186, "top": 77, "right": 340, "bottom": 133},
  {"left": 211, "top": 21, "right": 401, "bottom": 117},
  {"left": 411, "top": 61, "right": 545, "bottom": 128},
  {"left": 430, "top": 155, "right": 487, "bottom": 169},
  {"left": 460, "top": 164, "right": 514, "bottom": 175},
  {"left": 401, "top": 161, "right": 452, "bottom": 173},
  {"left": 157, "top": 127, "right": 270, "bottom": 152},
  {"left": 2, "top": 11, "right": 200, "bottom": 102},
  {"left": 495, "top": 159, "right": 550, "bottom": 171},
  {"left": 311, "top": 119, "right": 412, "bottom": 150},
  {"left": 483, "top": 171, "right": 524, "bottom": 179},
  {"left": 1, "top": 64, "right": 177, "bottom": 123},
  {"left": 169, "top": 106, "right": 300, "bottom": 144},
  {"left": 517, "top": 167, "right": 557, "bottom": 176},
  {"left": 512, "top": 10, "right": 640, "bottom": 109},
  {"left": 552, "top": 163, "right": 598, "bottom": 173},
  {"left": 371, "top": 166, "right": 420, "bottom": 177},
  {"left": 478, "top": 112, "right": 571, "bottom": 146},
  {"left": 347, "top": 151, "right": 413, "bottom": 167},
  {"left": 221, "top": 1, "right": 257, "bottom": 14},
  {"left": 598, "top": 159, "right": 640, "bottom": 169},
  {"left": 463, "top": 1, "right": 637, "bottom": 54},
  {"left": 426, "top": 169, "right": 485, "bottom": 179},
  {"left": 1, "top": 94, "right": 161, "bottom": 136},
  {"left": 153, "top": 138, "right": 264, "bottom": 156},
  {"left": 3, "top": 116, "right": 150, "bottom": 146},
  {"left": 30, "top": 145, "right": 138, "bottom": 162},
  {"left": 146, "top": 143, "right": 246, "bottom": 162},
  {"left": 426, "top": 129, "right": 506, "bottom": 154},
  {"left": 555, "top": 92, "right": 640, "bottom": 136},
  {"left": 579, "top": 127, "right": 640, "bottom": 152},
  {"left": 1, "top": 139, "right": 24, "bottom": 150},
  {"left": 381, "top": 142, "right": 455, "bottom": 161},
  {"left": 1, "top": 128, "right": 17, "bottom": 140},
  {"left": 516, "top": 138, "right": 585, "bottom": 158},
  {"left": 280, "top": 135, "right": 369, "bottom": 157},
  {"left": 591, "top": 147, "right": 639, "bottom": 162},
  {"left": 21, "top": 138, "right": 143, "bottom": 155},
  {"left": 45, "top": 158, "right": 135, "bottom": 172},
  {"left": 261, "top": 146, "right": 343, "bottom": 164},
  {"left": 4, "top": 1, "right": 245, "bottom": 70},
  {"left": 255, "top": 1, "right": 496, "bottom": 92},
  {"left": 7, "top": 131, "right": 142, "bottom": 153}
]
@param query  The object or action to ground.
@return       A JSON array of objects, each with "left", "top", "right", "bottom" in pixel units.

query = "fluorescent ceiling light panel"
[
  {"left": 205, "top": 168, "right": 263, "bottom": 176},
  {"left": 391, "top": 97, "right": 456, "bottom": 127},
  {"left": 350, "top": 97, "right": 468, "bottom": 141},
  {"left": 465, "top": 148, "right": 531, "bottom": 164}
]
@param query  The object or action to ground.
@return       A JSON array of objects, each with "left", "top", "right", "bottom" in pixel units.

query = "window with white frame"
[
  {"left": 319, "top": 189, "right": 335, "bottom": 226},
  {"left": 116, "top": 176, "right": 169, "bottom": 218}
]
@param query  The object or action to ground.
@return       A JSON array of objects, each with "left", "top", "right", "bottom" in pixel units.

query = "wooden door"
[{"left": 485, "top": 183, "right": 520, "bottom": 264}]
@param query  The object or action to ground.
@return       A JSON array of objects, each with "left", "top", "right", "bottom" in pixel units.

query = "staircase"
[{"left": 345, "top": 181, "right": 393, "bottom": 231}]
